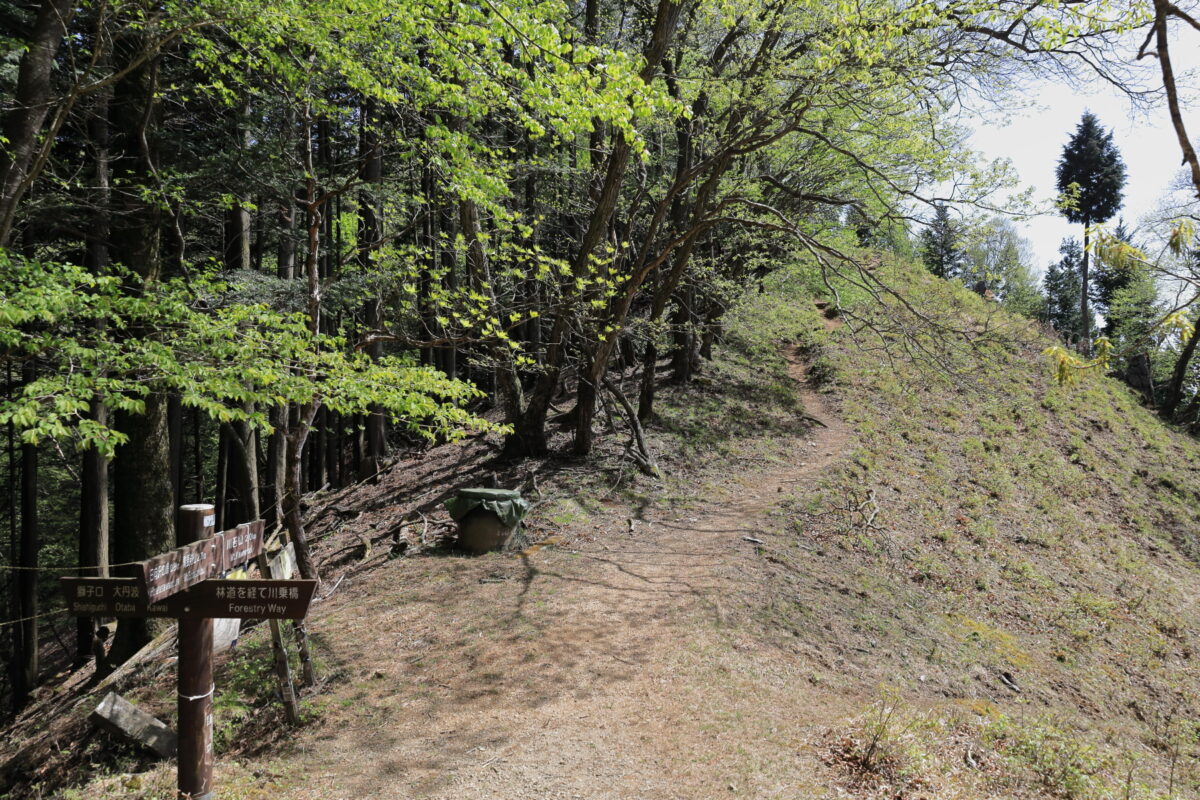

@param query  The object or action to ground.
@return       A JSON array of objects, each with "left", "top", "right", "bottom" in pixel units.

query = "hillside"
[{"left": 6, "top": 253, "right": 1200, "bottom": 799}]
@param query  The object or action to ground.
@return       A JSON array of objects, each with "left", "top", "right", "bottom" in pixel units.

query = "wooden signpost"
[{"left": 61, "top": 505, "right": 316, "bottom": 800}]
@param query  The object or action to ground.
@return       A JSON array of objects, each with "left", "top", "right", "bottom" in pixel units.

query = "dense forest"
[{"left": 1, "top": 0, "right": 1199, "bottom": 723}]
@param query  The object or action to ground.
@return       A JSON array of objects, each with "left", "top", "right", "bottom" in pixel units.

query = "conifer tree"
[
  {"left": 1093, "top": 218, "right": 1136, "bottom": 328},
  {"left": 1044, "top": 238, "right": 1086, "bottom": 343},
  {"left": 918, "top": 204, "right": 964, "bottom": 279},
  {"left": 1056, "top": 112, "right": 1127, "bottom": 354}
]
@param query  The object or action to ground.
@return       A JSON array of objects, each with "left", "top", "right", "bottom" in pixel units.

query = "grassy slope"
[{"left": 679, "top": 253, "right": 1200, "bottom": 798}]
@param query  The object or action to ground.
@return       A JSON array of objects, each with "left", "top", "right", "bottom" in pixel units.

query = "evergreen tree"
[
  {"left": 1092, "top": 217, "right": 1135, "bottom": 329},
  {"left": 918, "top": 204, "right": 964, "bottom": 279},
  {"left": 1044, "top": 238, "right": 1086, "bottom": 343},
  {"left": 1056, "top": 111, "right": 1127, "bottom": 354}
]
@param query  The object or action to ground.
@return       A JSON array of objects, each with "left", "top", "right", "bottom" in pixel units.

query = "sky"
[{"left": 962, "top": 50, "right": 1198, "bottom": 280}]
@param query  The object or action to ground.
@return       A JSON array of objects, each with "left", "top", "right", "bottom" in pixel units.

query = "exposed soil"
[{"left": 269, "top": 340, "right": 857, "bottom": 799}]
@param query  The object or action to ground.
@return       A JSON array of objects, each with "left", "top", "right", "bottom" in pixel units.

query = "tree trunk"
[
  {"left": 1161, "top": 322, "right": 1200, "bottom": 419},
  {"left": 669, "top": 289, "right": 697, "bottom": 383},
  {"left": 214, "top": 425, "right": 228, "bottom": 529},
  {"left": 220, "top": 418, "right": 260, "bottom": 527},
  {"left": 78, "top": 86, "right": 112, "bottom": 662},
  {"left": 308, "top": 407, "right": 326, "bottom": 491},
  {"left": 265, "top": 406, "right": 287, "bottom": 528},
  {"left": 168, "top": 395, "right": 183, "bottom": 536},
  {"left": 1079, "top": 222, "right": 1091, "bottom": 356},
  {"left": 438, "top": 204, "right": 459, "bottom": 380},
  {"left": 110, "top": 399, "right": 175, "bottom": 664},
  {"left": 278, "top": 106, "right": 326, "bottom": 584},
  {"left": 77, "top": 399, "right": 110, "bottom": 663},
  {"left": 573, "top": 376, "right": 599, "bottom": 456},
  {"left": 13, "top": 361, "right": 39, "bottom": 710},
  {"left": 637, "top": 341, "right": 659, "bottom": 422},
  {"left": 358, "top": 101, "right": 387, "bottom": 469},
  {"left": 283, "top": 405, "right": 320, "bottom": 582},
  {"left": 277, "top": 201, "right": 296, "bottom": 280},
  {"left": 503, "top": 0, "right": 683, "bottom": 458},
  {"left": 107, "top": 34, "right": 170, "bottom": 664},
  {"left": 0, "top": 0, "right": 77, "bottom": 244}
]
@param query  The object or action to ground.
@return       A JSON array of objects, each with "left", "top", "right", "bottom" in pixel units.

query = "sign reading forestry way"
[{"left": 61, "top": 507, "right": 313, "bottom": 800}]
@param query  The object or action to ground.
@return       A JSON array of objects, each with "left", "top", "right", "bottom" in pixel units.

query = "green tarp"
[{"left": 444, "top": 488, "right": 529, "bottom": 529}]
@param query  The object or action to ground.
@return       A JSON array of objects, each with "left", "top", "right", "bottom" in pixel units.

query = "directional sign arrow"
[{"left": 136, "top": 522, "right": 265, "bottom": 604}]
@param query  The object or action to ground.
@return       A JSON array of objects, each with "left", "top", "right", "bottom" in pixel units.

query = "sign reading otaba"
[{"left": 63, "top": 577, "right": 176, "bottom": 617}]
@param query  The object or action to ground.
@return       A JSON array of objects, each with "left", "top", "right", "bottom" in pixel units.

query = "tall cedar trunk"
[
  {"left": 669, "top": 286, "right": 697, "bottom": 383},
  {"left": 110, "top": 400, "right": 174, "bottom": 663},
  {"left": 5, "top": 389, "right": 18, "bottom": 713},
  {"left": 0, "top": 0, "right": 77, "bottom": 244},
  {"left": 326, "top": 411, "right": 340, "bottom": 490},
  {"left": 252, "top": 193, "right": 265, "bottom": 270},
  {"left": 77, "top": 87, "right": 112, "bottom": 661},
  {"left": 358, "top": 101, "right": 387, "bottom": 467},
  {"left": 277, "top": 200, "right": 296, "bottom": 279},
  {"left": 223, "top": 100, "right": 253, "bottom": 271},
  {"left": 13, "top": 362, "right": 39, "bottom": 710},
  {"left": 215, "top": 426, "right": 228, "bottom": 529},
  {"left": 220, "top": 419, "right": 259, "bottom": 527},
  {"left": 308, "top": 407, "right": 326, "bottom": 491},
  {"left": 503, "top": 0, "right": 682, "bottom": 458},
  {"left": 418, "top": 162, "right": 436, "bottom": 368},
  {"left": 266, "top": 406, "right": 287, "bottom": 528},
  {"left": 77, "top": 400, "right": 109, "bottom": 662},
  {"left": 192, "top": 409, "right": 204, "bottom": 503},
  {"left": 224, "top": 207, "right": 252, "bottom": 271},
  {"left": 439, "top": 204, "right": 459, "bottom": 379},
  {"left": 108, "top": 36, "right": 172, "bottom": 665},
  {"left": 168, "top": 395, "right": 183, "bottom": 538}
]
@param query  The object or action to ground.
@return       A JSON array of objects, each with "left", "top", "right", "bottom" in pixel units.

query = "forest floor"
[{"left": 265, "top": 330, "right": 854, "bottom": 800}]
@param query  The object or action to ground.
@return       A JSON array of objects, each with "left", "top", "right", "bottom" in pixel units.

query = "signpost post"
[{"left": 61, "top": 505, "right": 315, "bottom": 800}]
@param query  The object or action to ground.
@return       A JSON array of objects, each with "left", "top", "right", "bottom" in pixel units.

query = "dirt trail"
[{"left": 283, "top": 341, "right": 854, "bottom": 800}]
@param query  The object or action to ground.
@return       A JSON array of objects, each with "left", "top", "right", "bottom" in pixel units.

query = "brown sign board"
[
  {"left": 221, "top": 521, "right": 265, "bottom": 573},
  {"left": 137, "top": 522, "right": 264, "bottom": 603},
  {"left": 181, "top": 579, "right": 316, "bottom": 619},
  {"left": 65, "top": 577, "right": 178, "bottom": 617},
  {"left": 62, "top": 577, "right": 315, "bottom": 620}
]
